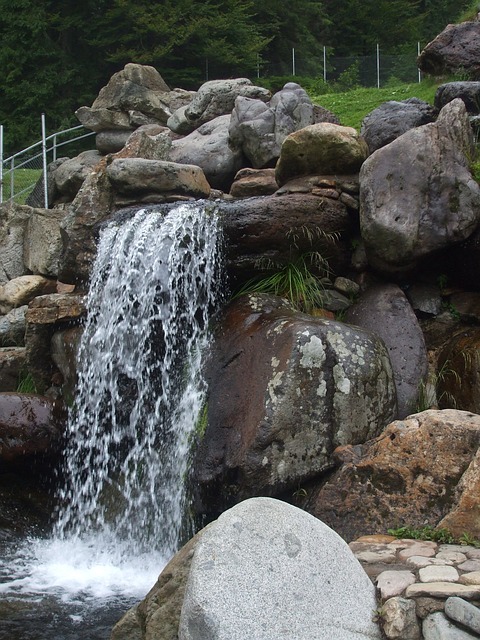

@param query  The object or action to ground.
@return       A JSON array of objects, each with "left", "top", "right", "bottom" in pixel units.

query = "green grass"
[
  {"left": 1, "top": 168, "right": 42, "bottom": 204},
  {"left": 309, "top": 79, "right": 440, "bottom": 130}
]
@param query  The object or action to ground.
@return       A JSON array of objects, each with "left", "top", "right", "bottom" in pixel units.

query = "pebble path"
[{"left": 350, "top": 535, "right": 480, "bottom": 639}]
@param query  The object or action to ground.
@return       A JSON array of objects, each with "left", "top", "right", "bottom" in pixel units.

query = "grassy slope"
[{"left": 309, "top": 79, "right": 440, "bottom": 130}]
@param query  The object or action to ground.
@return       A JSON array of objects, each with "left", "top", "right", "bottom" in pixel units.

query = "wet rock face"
[
  {"left": 0, "top": 393, "right": 67, "bottom": 472},
  {"left": 192, "top": 294, "right": 397, "bottom": 519},
  {"left": 306, "top": 409, "right": 480, "bottom": 541}
]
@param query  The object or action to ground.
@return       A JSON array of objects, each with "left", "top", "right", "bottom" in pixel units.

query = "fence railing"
[{"left": 0, "top": 114, "right": 95, "bottom": 208}]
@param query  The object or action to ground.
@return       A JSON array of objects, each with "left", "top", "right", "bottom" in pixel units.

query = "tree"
[
  {"left": 0, "top": 0, "right": 108, "bottom": 153},
  {"left": 90, "top": 0, "right": 270, "bottom": 87}
]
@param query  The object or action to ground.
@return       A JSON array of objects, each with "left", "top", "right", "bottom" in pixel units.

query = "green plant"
[
  {"left": 235, "top": 252, "right": 331, "bottom": 314},
  {"left": 16, "top": 371, "right": 38, "bottom": 394},
  {"left": 387, "top": 525, "right": 455, "bottom": 544},
  {"left": 416, "top": 359, "right": 460, "bottom": 412},
  {"left": 388, "top": 525, "right": 480, "bottom": 547}
]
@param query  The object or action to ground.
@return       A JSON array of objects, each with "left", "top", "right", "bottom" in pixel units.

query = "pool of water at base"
[{"left": 0, "top": 533, "right": 167, "bottom": 640}]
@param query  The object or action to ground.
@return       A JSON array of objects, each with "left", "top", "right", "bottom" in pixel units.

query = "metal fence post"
[
  {"left": 41, "top": 113, "right": 48, "bottom": 208},
  {"left": 323, "top": 46, "right": 327, "bottom": 83},
  {"left": 417, "top": 42, "right": 422, "bottom": 83},
  {"left": 376, "top": 44, "right": 380, "bottom": 88},
  {"left": 292, "top": 48, "right": 295, "bottom": 76}
]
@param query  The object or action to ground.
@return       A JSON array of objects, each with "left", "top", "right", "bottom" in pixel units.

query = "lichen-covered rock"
[
  {"left": 306, "top": 409, "right": 480, "bottom": 541},
  {"left": 275, "top": 123, "right": 369, "bottom": 186},
  {"left": 360, "top": 99, "right": 480, "bottom": 274},
  {"left": 192, "top": 294, "right": 397, "bottom": 518}
]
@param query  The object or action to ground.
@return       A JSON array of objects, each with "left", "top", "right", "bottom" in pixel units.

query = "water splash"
[
  {"left": 56, "top": 202, "right": 222, "bottom": 558},
  {"left": 0, "top": 201, "right": 222, "bottom": 610}
]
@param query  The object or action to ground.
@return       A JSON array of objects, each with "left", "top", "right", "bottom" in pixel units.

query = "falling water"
[{"left": 0, "top": 201, "right": 222, "bottom": 637}]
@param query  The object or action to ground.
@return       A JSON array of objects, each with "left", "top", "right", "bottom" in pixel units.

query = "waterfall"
[
  {"left": 55, "top": 201, "right": 222, "bottom": 559},
  {"left": 0, "top": 201, "right": 222, "bottom": 615}
]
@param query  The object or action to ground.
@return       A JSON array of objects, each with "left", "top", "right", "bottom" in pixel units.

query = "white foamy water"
[{"left": 0, "top": 202, "right": 222, "bottom": 627}]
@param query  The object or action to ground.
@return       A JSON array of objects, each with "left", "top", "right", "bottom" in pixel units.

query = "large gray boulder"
[
  {"left": 228, "top": 82, "right": 315, "bottom": 168},
  {"left": 169, "top": 115, "right": 244, "bottom": 191},
  {"left": 344, "top": 284, "right": 428, "bottom": 418},
  {"left": 168, "top": 78, "right": 270, "bottom": 134},
  {"left": 360, "top": 98, "right": 437, "bottom": 153},
  {"left": 179, "top": 498, "right": 382, "bottom": 640},
  {"left": 193, "top": 294, "right": 397, "bottom": 518},
  {"left": 418, "top": 21, "right": 480, "bottom": 79},
  {"left": 360, "top": 99, "right": 480, "bottom": 274}
]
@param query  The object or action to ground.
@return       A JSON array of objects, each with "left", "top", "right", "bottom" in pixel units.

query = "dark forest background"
[{"left": 0, "top": 0, "right": 474, "bottom": 153}]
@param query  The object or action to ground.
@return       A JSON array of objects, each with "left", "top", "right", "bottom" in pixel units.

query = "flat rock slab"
[
  {"left": 445, "top": 597, "right": 480, "bottom": 635},
  {"left": 423, "top": 611, "right": 479, "bottom": 639},
  {"left": 179, "top": 497, "right": 382, "bottom": 640}
]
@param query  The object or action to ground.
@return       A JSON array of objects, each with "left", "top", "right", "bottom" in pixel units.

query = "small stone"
[
  {"left": 419, "top": 565, "right": 459, "bottom": 583},
  {"left": 407, "top": 556, "right": 454, "bottom": 569},
  {"left": 354, "top": 534, "right": 397, "bottom": 544},
  {"left": 423, "top": 611, "right": 479, "bottom": 639},
  {"left": 377, "top": 570, "right": 416, "bottom": 600},
  {"left": 459, "top": 560, "right": 480, "bottom": 572},
  {"left": 416, "top": 597, "right": 447, "bottom": 619},
  {"left": 436, "top": 551, "right": 467, "bottom": 564},
  {"left": 438, "top": 545, "right": 473, "bottom": 555},
  {"left": 465, "top": 549, "right": 480, "bottom": 560},
  {"left": 355, "top": 549, "right": 397, "bottom": 564},
  {"left": 339, "top": 191, "right": 359, "bottom": 210},
  {"left": 445, "top": 597, "right": 480, "bottom": 635},
  {"left": 398, "top": 544, "right": 437, "bottom": 562},
  {"left": 459, "top": 572, "right": 480, "bottom": 586},
  {"left": 406, "top": 582, "right": 480, "bottom": 599},
  {"left": 334, "top": 277, "right": 360, "bottom": 297},
  {"left": 311, "top": 187, "right": 340, "bottom": 199},
  {"left": 382, "top": 597, "right": 421, "bottom": 639}
]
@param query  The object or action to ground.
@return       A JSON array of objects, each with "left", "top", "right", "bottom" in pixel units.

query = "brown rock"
[
  {"left": 0, "top": 347, "right": 26, "bottom": 392},
  {"left": 305, "top": 410, "right": 480, "bottom": 541},
  {"left": 438, "top": 448, "right": 480, "bottom": 538},
  {"left": 229, "top": 168, "right": 278, "bottom": 197},
  {"left": 26, "top": 293, "right": 85, "bottom": 325},
  {"left": 111, "top": 530, "right": 204, "bottom": 640},
  {"left": 0, "top": 392, "right": 66, "bottom": 470},
  {"left": 0, "top": 276, "right": 57, "bottom": 315}
]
